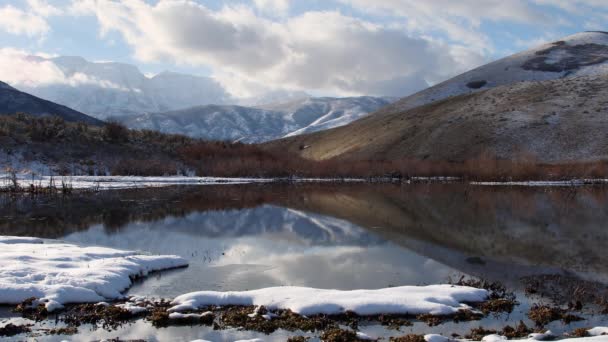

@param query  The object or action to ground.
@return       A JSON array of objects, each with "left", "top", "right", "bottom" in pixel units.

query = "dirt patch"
[
  {"left": 13, "top": 297, "right": 48, "bottom": 321},
  {"left": 501, "top": 321, "right": 533, "bottom": 339},
  {"left": 62, "top": 303, "right": 137, "bottom": 330},
  {"left": 527, "top": 304, "right": 583, "bottom": 326},
  {"left": 465, "top": 327, "right": 497, "bottom": 341},
  {"left": 320, "top": 328, "right": 370, "bottom": 342},
  {"left": 389, "top": 334, "right": 426, "bottom": 342},
  {"left": 46, "top": 326, "right": 78, "bottom": 335},
  {"left": 0, "top": 323, "right": 32, "bottom": 337},
  {"left": 287, "top": 337, "right": 310, "bottom": 342},
  {"left": 522, "top": 43, "right": 608, "bottom": 72}
]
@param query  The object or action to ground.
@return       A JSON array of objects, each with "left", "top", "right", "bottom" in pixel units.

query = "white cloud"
[
  {"left": 253, "top": 0, "right": 290, "bottom": 17},
  {"left": 72, "top": 0, "right": 486, "bottom": 97},
  {"left": 0, "top": 4, "right": 50, "bottom": 37},
  {"left": 0, "top": 0, "right": 63, "bottom": 37},
  {"left": 337, "top": 0, "right": 551, "bottom": 55},
  {"left": 27, "top": 0, "right": 63, "bottom": 17},
  {"left": 0, "top": 48, "right": 129, "bottom": 91}
]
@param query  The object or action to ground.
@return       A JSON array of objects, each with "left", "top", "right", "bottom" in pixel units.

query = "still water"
[{"left": 1, "top": 183, "right": 607, "bottom": 341}]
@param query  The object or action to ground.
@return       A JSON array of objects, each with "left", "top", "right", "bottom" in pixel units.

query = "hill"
[
  {"left": 118, "top": 96, "right": 391, "bottom": 142},
  {"left": 0, "top": 81, "right": 103, "bottom": 126},
  {"left": 266, "top": 32, "right": 608, "bottom": 163}
]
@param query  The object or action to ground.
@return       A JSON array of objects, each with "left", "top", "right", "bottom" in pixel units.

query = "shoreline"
[{"left": 2, "top": 174, "right": 608, "bottom": 194}]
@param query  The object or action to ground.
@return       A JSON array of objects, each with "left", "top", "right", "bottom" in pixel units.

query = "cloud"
[
  {"left": 0, "top": 4, "right": 50, "bottom": 37},
  {"left": 0, "top": 0, "right": 63, "bottom": 37},
  {"left": 338, "top": 0, "right": 551, "bottom": 55},
  {"left": 253, "top": 0, "right": 290, "bottom": 17},
  {"left": 0, "top": 48, "right": 129, "bottom": 91},
  {"left": 72, "top": 0, "right": 486, "bottom": 97}
]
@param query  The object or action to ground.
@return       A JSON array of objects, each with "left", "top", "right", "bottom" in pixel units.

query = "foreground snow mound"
[
  {"left": 0, "top": 236, "right": 187, "bottom": 311},
  {"left": 169, "top": 285, "right": 488, "bottom": 316}
]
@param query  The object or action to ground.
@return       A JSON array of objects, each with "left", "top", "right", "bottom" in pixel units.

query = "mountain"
[
  {"left": 258, "top": 96, "right": 393, "bottom": 138},
  {"left": 266, "top": 32, "right": 608, "bottom": 162},
  {"left": 118, "top": 105, "right": 291, "bottom": 143},
  {"left": 0, "top": 80, "right": 103, "bottom": 125},
  {"left": 18, "top": 56, "right": 230, "bottom": 119},
  {"left": 119, "top": 96, "right": 392, "bottom": 142}
]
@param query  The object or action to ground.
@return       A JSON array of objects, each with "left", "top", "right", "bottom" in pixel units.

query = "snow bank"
[
  {"left": 0, "top": 175, "right": 273, "bottom": 190},
  {"left": 471, "top": 179, "right": 608, "bottom": 187},
  {"left": 0, "top": 236, "right": 187, "bottom": 311},
  {"left": 0, "top": 236, "right": 43, "bottom": 244},
  {"left": 169, "top": 285, "right": 488, "bottom": 316},
  {"left": 422, "top": 327, "right": 608, "bottom": 342}
]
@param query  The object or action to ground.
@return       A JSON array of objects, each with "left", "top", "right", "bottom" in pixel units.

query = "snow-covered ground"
[
  {"left": 0, "top": 175, "right": 274, "bottom": 190},
  {"left": 169, "top": 285, "right": 488, "bottom": 316},
  {"left": 420, "top": 328, "right": 608, "bottom": 341},
  {"left": 471, "top": 179, "right": 608, "bottom": 187},
  {"left": 0, "top": 236, "right": 187, "bottom": 311}
]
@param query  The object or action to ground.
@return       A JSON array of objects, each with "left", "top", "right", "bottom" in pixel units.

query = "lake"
[{"left": 1, "top": 183, "right": 607, "bottom": 341}]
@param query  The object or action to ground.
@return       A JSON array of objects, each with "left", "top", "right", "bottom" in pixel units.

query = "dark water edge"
[{"left": 1, "top": 183, "right": 608, "bottom": 340}]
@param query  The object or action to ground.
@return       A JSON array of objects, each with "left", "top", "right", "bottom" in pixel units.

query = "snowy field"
[{"left": 0, "top": 236, "right": 187, "bottom": 311}]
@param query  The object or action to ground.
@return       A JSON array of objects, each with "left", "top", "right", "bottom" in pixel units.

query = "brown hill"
[{"left": 265, "top": 32, "right": 608, "bottom": 163}]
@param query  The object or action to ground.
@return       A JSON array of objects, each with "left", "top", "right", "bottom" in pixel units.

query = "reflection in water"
[
  {"left": 1, "top": 183, "right": 608, "bottom": 293},
  {"left": 2, "top": 183, "right": 608, "bottom": 340}
]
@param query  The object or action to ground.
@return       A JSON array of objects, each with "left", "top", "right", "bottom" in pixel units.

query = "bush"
[{"left": 103, "top": 121, "right": 129, "bottom": 143}]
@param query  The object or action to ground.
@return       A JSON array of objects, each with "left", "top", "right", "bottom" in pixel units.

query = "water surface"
[{"left": 1, "top": 183, "right": 607, "bottom": 340}]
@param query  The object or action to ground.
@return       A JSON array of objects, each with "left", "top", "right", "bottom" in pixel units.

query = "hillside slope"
[
  {"left": 0, "top": 81, "right": 103, "bottom": 126},
  {"left": 267, "top": 32, "right": 608, "bottom": 162}
]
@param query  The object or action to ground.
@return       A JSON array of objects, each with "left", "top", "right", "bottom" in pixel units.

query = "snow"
[
  {"left": 528, "top": 331, "right": 554, "bottom": 340},
  {"left": 425, "top": 335, "right": 450, "bottom": 342},
  {"left": 0, "top": 236, "right": 188, "bottom": 311},
  {"left": 471, "top": 179, "right": 608, "bottom": 187},
  {"left": 0, "top": 236, "right": 43, "bottom": 244},
  {"left": 169, "top": 312, "right": 213, "bottom": 320},
  {"left": 1, "top": 175, "right": 274, "bottom": 190},
  {"left": 168, "top": 285, "right": 488, "bottom": 316},
  {"left": 589, "top": 327, "right": 608, "bottom": 336},
  {"left": 419, "top": 328, "right": 608, "bottom": 342}
]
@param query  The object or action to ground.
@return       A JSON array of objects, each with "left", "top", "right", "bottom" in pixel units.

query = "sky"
[{"left": 0, "top": 0, "right": 606, "bottom": 99}]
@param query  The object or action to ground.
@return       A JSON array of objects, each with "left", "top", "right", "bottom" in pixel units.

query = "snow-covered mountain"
[
  {"left": 259, "top": 96, "right": 394, "bottom": 137},
  {"left": 119, "top": 96, "right": 393, "bottom": 142},
  {"left": 18, "top": 56, "right": 231, "bottom": 119}
]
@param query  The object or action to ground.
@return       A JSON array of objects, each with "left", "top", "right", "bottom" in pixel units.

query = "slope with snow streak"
[
  {"left": 169, "top": 285, "right": 488, "bottom": 316},
  {"left": 376, "top": 31, "right": 608, "bottom": 117},
  {"left": 0, "top": 236, "right": 187, "bottom": 311}
]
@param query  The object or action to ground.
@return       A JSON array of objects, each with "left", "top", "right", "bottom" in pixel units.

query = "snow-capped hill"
[
  {"left": 119, "top": 96, "right": 392, "bottom": 143},
  {"left": 379, "top": 31, "right": 608, "bottom": 116},
  {"left": 276, "top": 96, "right": 392, "bottom": 137},
  {"left": 17, "top": 56, "right": 230, "bottom": 119},
  {"left": 119, "top": 105, "right": 292, "bottom": 143}
]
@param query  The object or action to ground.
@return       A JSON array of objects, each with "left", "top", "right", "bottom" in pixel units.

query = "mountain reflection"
[{"left": 1, "top": 183, "right": 607, "bottom": 288}]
